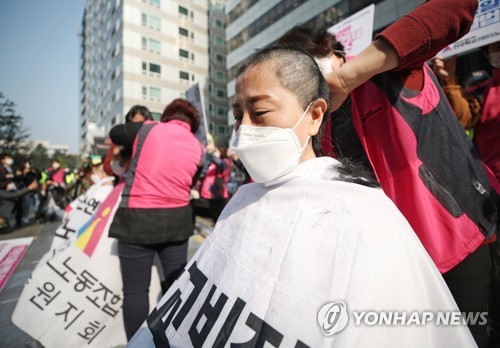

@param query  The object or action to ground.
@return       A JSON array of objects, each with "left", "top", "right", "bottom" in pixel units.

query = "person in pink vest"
[
  {"left": 108, "top": 98, "right": 204, "bottom": 341},
  {"left": 279, "top": 0, "right": 498, "bottom": 346},
  {"left": 46, "top": 159, "right": 65, "bottom": 187},
  {"left": 200, "top": 144, "right": 232, "bottom": 224}
]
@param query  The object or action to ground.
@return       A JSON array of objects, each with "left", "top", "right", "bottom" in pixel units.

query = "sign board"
[
  {"left": 327, "top": 4, "right": 375, "bottom": 56},
  {"left": 186, "top": 83, "right": 209, "bottom": 146},
  {"left": 0, "top": 237, "right": 33, "bottom": 293},
  {"left": 12, "top": 184, "right": 163, "bottom": 347},
  {"left": 439, "top": 0, "right": 500, "bottom": 58}
]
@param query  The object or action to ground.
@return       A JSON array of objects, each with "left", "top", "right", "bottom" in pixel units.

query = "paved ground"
[{"left": 0, "top": 216, "right": 211, "bottom": 348}]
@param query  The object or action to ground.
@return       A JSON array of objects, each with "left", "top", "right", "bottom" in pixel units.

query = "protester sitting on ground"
[
  {"left": 108, "top": 98, "right": 204, "bottom": 341},
  {"left": 129, "top": 46, "right": 476, "bottom": 348},
  {"left": 0, "top": 153, "right": 16, "bottom": 191},
  {"left": 0, "top": 179, "right": 38, "bottom": 229},
  {"left": 278, "top": 1, "right": 497, "bottom": 345}
]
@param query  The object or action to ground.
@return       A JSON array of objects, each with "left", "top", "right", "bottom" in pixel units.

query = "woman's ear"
[{"left": 308, "top": 99, "right": 328, "bottom": 136}]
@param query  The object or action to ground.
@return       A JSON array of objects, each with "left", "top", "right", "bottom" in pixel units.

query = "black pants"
[
  {"left": 443, "top": 244, "right": 490, "bottom": 348},
  {"left": 118, "top": 240, "right": 188, "bottom": 341},
  {"left": 209, "top": 198, "right": 227, "bottom": 224}
]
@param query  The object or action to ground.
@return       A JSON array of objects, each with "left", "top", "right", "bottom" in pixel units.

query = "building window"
[
  {"left": 216, "top": 54, "right": 224, "bottom": 63},
  {"left": 148, "top": 0, "right": 160, "bottom": 7},
  {"left": 215, "top": 19, "right": 223, "bottom": 28},
  {"left": 142, "top": 13, "right": 160, "bottom": 30},
  {"left": 178, "top": 5, "right": 188, "bottom": 16},
  {"left": 215, "top": 36, "right": 224, "bottom": 46},
  {"left": 217, "top": 107, "right": 225, "bottom": 116},
  {"left": 217, "top": 89, "right": 225, "bottom": 98},
  {"left": 149, "top": 87, "right": 161, "bottom": 100},
  {"left": 179, "top": 27, "right": 189, "bottom": 37},
  {"left": 179, "top": 71, "right": 189, "bottom": 80},
  {"left": 142, "top": 62, "right": 161, "bottom": 76},
  {"left": 149, "top": 63, "right": 161, "bottom": 74},
  {"left": 179, "top": 49, "right": 189, "bottom": 58},
  {"left": 216, "top": 71, "right": 226, "bottom": 81},
  {"left": 148, "top": 39, "right": 161, "bottom": 53}
]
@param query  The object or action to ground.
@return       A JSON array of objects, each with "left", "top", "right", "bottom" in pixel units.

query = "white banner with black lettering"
[
  {"left": 12, "top": 184, "right": 164, "bottom": 347},
  {"left": 129, "top": 157, "right": 475, "bottom": 348}
]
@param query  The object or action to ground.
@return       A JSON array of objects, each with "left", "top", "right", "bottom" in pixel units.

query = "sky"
[{"left": 0, "top": 1, "right": 85, "bottom": 154}]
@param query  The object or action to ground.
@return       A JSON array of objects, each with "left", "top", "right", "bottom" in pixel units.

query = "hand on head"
[{"left": 324, "top": 69, "right": 352, "bottom": 112}]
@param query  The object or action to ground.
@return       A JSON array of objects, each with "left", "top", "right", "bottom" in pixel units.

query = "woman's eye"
[{"left": 254, "top": 110, "right": 268, "bottom": 117}]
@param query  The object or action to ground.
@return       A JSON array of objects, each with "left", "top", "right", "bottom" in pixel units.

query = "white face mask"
[
  {"left": 4, "top": 158, "right": 13, "bottom": 166},
  {"left": 489, "top": 51, "right": 500, "bottom": 69},
  {"left": 90, "top": 173, "right": 101, "bottom": 184},
  {"left": 52, "top": 162, "right": 60, "bottom": 170},
  {"left": 110, "top": 160, "right": 126, "bottom": 177},
  {"left": 314, "top": 56, "right": 333, "bottom": 74},
  {"left": 231, "top": 103, "right": 311, "bottom": 184}
]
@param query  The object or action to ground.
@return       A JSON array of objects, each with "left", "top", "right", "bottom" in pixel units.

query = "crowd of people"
[
  {"left": 0, "top": 153, "right": 113, "bottom": 229},
  {"left": 6, "top": 0, "right": 500, "bottom": 346}
]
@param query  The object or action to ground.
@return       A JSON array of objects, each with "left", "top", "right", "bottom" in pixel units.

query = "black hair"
[
  {"left": 236, "top": 45, "right": 330, "bottom": 156},
  {"left": 332, "top": 159, "right": 380, "bottom": 188},
  {"left": 278, "top": 24, "right": 345, "bottom": 59},
  {"left": 125, "top": 105, "right": 153, "bottom": 123},
  {"left": 1, "top": 153, "right": 12, "bottom": 160}
]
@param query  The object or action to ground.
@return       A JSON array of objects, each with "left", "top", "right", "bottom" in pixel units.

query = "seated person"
[{"left": 129, "top": 46, "right": 475, "bottom": 348}]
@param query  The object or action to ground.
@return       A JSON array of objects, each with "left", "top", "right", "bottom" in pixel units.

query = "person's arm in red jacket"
[{"left": 327, "top": 0, "right": 477, "bottom": 109}]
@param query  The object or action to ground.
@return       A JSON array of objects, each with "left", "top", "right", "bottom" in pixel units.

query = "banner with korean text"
[
  {"left": 12, "top": 184, "right": 163, "bottom": 347},
  {"left": 439, "top": 0, "right": 500, "bottom": 58},
  {"left": 327, "top": 4, "right": 375, "bottom": 56}
]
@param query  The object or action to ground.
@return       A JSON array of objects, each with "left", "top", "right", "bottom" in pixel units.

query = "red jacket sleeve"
[{"left": 376, "top": 0, "right": 477, "bottom": 72}]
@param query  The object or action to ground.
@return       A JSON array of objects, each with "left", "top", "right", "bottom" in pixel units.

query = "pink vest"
[
  {"left": 200, "top": 159, "right": 232, "bottom": 200},
  {"left": 121, "top": 120, "right": 202, "bottom": 209},
  {"left": 351, "top": 66, "right": 497, "bottom": 273}
]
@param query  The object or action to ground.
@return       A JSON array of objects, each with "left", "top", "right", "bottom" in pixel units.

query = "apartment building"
[
  {"left": 80, "top": 0, "right": 209, "bottom": 153},
  {"left": 225, "top": 0, "right": 421, "bottom": 125}
]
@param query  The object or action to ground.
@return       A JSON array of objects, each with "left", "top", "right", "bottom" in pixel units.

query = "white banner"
[
  {"left": 327, "top": 4, "right": 375, "bottom": 56},
  {"left": 12, "top": 184, "right": 163, "bottom": 347},
  {"left": 439, "top": 0, "right": 500, "bottom": 58},
  {"left": 50, "top": 177, "right": 115, "bottom": 253},
  {"left": 186, "top": 83, "right": 209, "bottom": 146},
  {"left": 0, "top": 237, "right": 33, "bottom": 293},
  {"left": 129, "top": 157, "right": 474, "bottom": 348}
]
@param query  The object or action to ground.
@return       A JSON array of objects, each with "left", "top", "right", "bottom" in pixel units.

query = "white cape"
[{"left": 130, "top": 157, "right": 475, "bottom": 348}]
